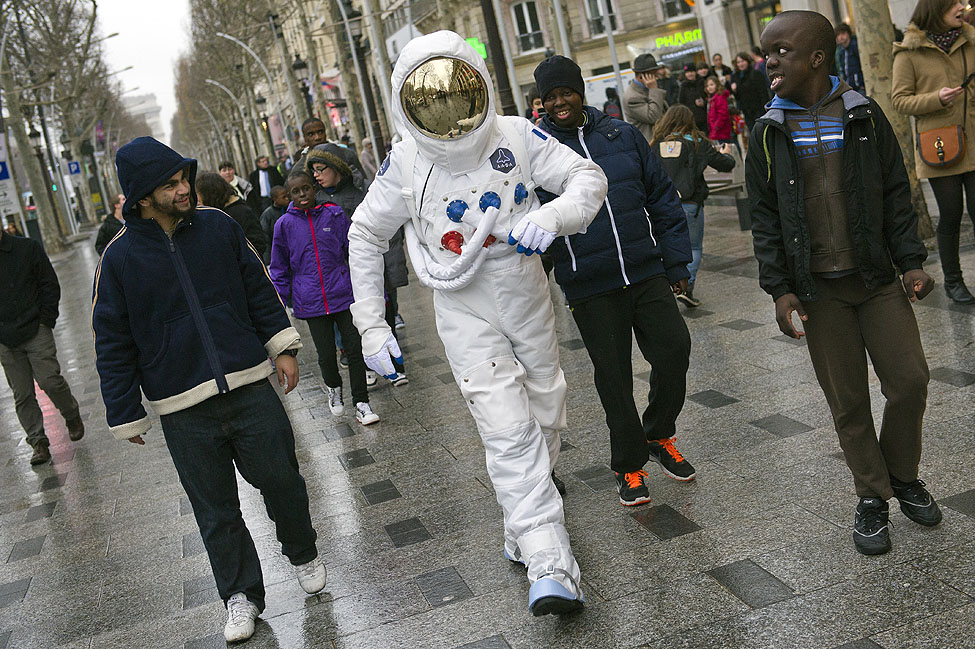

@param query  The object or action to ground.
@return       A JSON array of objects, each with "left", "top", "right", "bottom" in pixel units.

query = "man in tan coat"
[{"left": 622, "top": 53, "right": 668, "bottom": 141}]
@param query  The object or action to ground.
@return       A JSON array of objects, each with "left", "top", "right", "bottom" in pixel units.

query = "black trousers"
[
  {"left": 305, "top": 310, "right": 368, "bottom": 404},
  {"left": 571, "top": 275, "right": 691, "bottom": 474}
]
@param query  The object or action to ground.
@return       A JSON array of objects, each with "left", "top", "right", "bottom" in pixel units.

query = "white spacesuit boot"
[{"left": 346, "top": 30, "right": 608, "bottom": 617}]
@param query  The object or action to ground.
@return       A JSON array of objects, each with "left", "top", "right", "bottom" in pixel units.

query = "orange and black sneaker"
[
  {"left": 648, "top": 437, "right": 696, "bottom": 481},
  {"left": 615, "top": 470, "right": 651, "bottom": 506}
]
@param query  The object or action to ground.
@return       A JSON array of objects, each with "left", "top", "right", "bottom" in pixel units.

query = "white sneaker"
[
  {"left": 294, "top": 558, "right": 327, "bottom": 594},
  {"left": 391, "top": 373, "right": 409, "bottom": 387},
  {"left": 394, "top": 314, "right": 406, "bottom": 330},
  {"left": 355, "top": 401, "right": 380, "bottom": 425},
  {"left": 224, "top": 592, "right": 259, "bottom": 642},
  {"left": 366, "top": 370, "right": 378, "bottom": 387},
  {"left": 326, "top": 386, "right": 344, "bottom": 416}
]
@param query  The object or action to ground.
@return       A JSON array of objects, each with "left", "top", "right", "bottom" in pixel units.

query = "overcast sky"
[{"left": 96, "top": 0, "right": 191, "bottom": 144}]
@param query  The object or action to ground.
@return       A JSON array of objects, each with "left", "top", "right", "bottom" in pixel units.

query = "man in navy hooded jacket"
[
  {"left": 92, "top": 137, "right": 325, "bottom": 643},
  {"left": 533, "top": 56, "right": 697, "bottom": 508}
]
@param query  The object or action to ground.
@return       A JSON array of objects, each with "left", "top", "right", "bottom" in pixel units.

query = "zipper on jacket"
[
  {"left": 564, "top": 236, "right": 578, "bottom": 271},
  {"left": 812, "top": 107, "right": 838, "bottom": 271},
  {"left": 643, "top": 208, "right": 658, "bottom": 247},
  {"left": 307, "top": 213, "right": 331, "bottom": 314},
  {"left": 577, "top": 126, "right": 630, "bottom": 285},
  {"left": 166, "top": 229, "right": 230, "bottom": 393}
]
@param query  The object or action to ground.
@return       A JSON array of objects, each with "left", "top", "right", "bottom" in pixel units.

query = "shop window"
[
  {"left": 585, "top": 0, "right": 618, "bottom": 35},
  {"left": 661, "top": 0, "right": 694, "bottom": 19},
  {"left": 512, "top": 1, "right": 545, "bottom": 52}
]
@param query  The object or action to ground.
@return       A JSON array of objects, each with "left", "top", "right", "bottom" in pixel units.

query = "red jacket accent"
[{"left": 708, "top": 89, "right": 733, "bottom": 141}]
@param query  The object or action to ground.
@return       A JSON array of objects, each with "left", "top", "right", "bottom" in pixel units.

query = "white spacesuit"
[{"left": 347, "top": 31, "right": 607, "bottom": 616}]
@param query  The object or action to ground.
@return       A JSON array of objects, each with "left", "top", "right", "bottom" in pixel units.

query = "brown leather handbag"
[{"left": 918, "top": 56, "right": 968, "bottom": 168}]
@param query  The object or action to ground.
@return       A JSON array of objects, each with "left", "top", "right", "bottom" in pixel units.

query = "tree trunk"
[
  {"left": 850, "top": 0, "right": 935, "bottom": 239},
  {"left": 0, "top": 64, "right": 65, "bottom": 252}
]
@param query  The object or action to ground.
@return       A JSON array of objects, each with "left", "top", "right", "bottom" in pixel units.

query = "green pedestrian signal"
[{"left": 466, "top": 37, "right": 487, "bottom": 59}]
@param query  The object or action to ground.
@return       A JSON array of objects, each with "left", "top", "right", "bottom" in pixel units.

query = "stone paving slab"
[{"left": 0, "top": 209, "right": 973, "bottom": 648}]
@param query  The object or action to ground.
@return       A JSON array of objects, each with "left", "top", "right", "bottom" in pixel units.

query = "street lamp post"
[
  {"left": 205, "top": 78, "right": 257, "bottom": 166},
  {"left": 335, "top": 1, "right": 382, "bottom": 170},
  {"left": 292, "top": 54, "right": 314, "bottom": 119},
  {"left": 216, "top": 31, "right": 290, "bottom": 157},
  {"left": 28, "top": 126, "right": 64, "bottom": 238}
]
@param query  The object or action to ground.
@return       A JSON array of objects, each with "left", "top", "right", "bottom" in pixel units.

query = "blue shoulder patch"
[
  {"left": 531, "top": 128, "right": 548, "bottom": 140},
  {"left": 378, "top": 153, "right": 391, "bottom": 176}
]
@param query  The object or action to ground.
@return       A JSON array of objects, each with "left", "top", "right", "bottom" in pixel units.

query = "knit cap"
[{"left": 533, "top": 55, "right": 586, "bottom": 103}]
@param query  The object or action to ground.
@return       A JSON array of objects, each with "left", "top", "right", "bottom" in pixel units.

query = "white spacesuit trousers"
[{"left": 434, "top": 250, "right": 581, "bottom": 589}]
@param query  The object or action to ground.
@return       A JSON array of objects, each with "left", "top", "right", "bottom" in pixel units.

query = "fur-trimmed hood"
[{"left": 895, "top": 21, "right": 975, "bottom": 52}]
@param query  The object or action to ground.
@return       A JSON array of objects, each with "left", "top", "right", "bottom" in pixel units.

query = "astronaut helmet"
[{"left": 392, "top": 31, "right": 499, "bottom": 175}]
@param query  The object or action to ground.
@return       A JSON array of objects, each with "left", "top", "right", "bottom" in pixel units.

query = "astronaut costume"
[{"left": 347, "top": 31, "right": 607, "bottom": 615}]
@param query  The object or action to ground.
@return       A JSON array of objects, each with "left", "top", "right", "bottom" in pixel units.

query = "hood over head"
[
  {"left": 391, "top": 30, "right": 499, "bottom": 175},
  {"left": 304, "top": 143, "right": 355, "bottom": 179},
  {"left": 115, "top": 136, "right": 196, "bottom": 218}
]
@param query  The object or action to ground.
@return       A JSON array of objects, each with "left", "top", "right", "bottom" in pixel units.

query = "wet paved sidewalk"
[{"left": 1, "top": 204, "right": 975, "bottom": 649}]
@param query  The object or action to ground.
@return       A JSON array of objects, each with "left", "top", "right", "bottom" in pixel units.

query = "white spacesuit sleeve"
[
  {"left": 516, "top": 118, "right": 607, "bottom": 236},
  {"left": 348, "top": 151, "right": 412, "bottom": 356}
]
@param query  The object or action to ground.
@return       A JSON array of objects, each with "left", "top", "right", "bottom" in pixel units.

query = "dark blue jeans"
[{"left": 160, "top": 380, "right": 318, "bottom": 611}]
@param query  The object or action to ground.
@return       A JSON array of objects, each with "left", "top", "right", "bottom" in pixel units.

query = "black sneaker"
[
  {"left": 647, "top": 437, "right": 696, "bottom": 481},
  {"left": 339, "top": 349, "right": 349, "bottom": 368},
  {"left": 551, "top": 471, "right": 566, "bottom": 496},
  {"left": 615, "top": 470, "right": 651, "bottom": 506},
  {"left": 890, "top": 477, "right": 943, "bottom": 527},
  {"left": 853, "top": 497, "right": 892, "bottom": 555}
]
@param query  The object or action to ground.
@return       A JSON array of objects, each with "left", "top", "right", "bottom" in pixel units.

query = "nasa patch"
[
  {"left": 489, "top": 147, "right": 516, "bottom": 174},
  {"left": 378, "top": 153, "right": 391, "bottom": 176}
]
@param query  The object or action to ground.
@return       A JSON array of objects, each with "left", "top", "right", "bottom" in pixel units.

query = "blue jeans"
[
  {"left": 682, "top": 202, "right": 703, "bottom": 284},
  {"left": 160, "top": 380, "right": 318, "bottom": 611}
]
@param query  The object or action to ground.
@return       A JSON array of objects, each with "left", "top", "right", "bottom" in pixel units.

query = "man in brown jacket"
[{"left": 622, "top": 53, "right": 668, "bottom": 141}]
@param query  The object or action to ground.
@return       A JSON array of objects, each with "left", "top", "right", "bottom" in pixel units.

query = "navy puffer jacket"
[{"left": 537, "top": 106, "right": 692, "bottom": 303}]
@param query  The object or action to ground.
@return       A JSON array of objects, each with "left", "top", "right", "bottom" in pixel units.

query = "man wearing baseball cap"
[
  {"left": 622, "top": 52, "right": 668, "bottom": 141},
  {"left": 92, "top": 136, "right": 325, "bottom": 642}
]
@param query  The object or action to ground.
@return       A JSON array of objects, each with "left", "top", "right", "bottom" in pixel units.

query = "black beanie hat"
[
  {"left": 533, "top": 55, "right": 585, "bottom": 104},
  {"left": 115, "top": 137, "right": 196, "bottom": 218}
]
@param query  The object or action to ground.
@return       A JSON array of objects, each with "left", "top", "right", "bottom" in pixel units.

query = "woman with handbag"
[{"left": 893, "top": 0, "right": 975, "bottom": 303}]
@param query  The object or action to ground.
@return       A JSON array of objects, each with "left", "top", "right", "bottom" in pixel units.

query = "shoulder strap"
[{"left": 397, "top": 138, "right": 423, "bottom": 237}]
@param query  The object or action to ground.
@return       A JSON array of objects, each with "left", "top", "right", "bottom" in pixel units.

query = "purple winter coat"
[{"left": 269, "top": 202, "right": 354, "bottom": 318}]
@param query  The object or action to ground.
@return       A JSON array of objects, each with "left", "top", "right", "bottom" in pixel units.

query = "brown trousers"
[{"left": 801, "top": 276, "right": 929, "bottom": 500}]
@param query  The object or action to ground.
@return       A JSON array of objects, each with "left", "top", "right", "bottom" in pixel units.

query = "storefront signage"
[{"left": 656, "top": 28, "right": 703, "bottom": 49}]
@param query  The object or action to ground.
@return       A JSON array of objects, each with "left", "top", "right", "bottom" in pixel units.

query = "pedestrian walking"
[
  {"left": 731, "top": 51, "right": 772, "bottom": 130},
  {"left": 260, "top": 185, "right": 290, "bottom": 265},
  {"left": 622, "top": 52, "right": 668, "bottom": 141},
  {"left": 0, "top": 227, "right": 84, "bottom": 464},
  {"left": 92, "top": 137, "right": 325, "bottom": 642},
  {"left": 247, "top": 155, "right": 286, "bottom": 214},
  {"left": 95, "top": 194, "right": 126, "bottom": 255},
  {"left": 534, "top": 55, "right": 698, "bottom": 508},
  {"left": 270, "top": 171, "right": 382, "bottom": 422},
  {"left": 750, "top": 11, "right": 941, "bottom": 556},
  {"left": 197, "top": 171, "right": 268, "bottom": 258},
  {"left": 892, "top": 0, "right": 975, "bottom": 303},
  {"left": 652, "top": 104, "right": 736, "bottom": 307},
  {"left": 348, "top": 33, "right": 608, "bottom": 616}
]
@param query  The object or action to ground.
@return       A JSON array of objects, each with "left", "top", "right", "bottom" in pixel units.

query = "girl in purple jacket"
[{"left": 269, "top": 171, "right": 379, "bottom": 425}]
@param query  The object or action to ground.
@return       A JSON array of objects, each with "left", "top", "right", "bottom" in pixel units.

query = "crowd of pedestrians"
[{"left": 3, "top": 3, "right": 969, "bottom": 643}]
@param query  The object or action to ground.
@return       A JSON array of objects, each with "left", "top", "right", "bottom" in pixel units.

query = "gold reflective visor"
[{"left": 400, "top": 57, "right": 489, "bottom": 140}]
